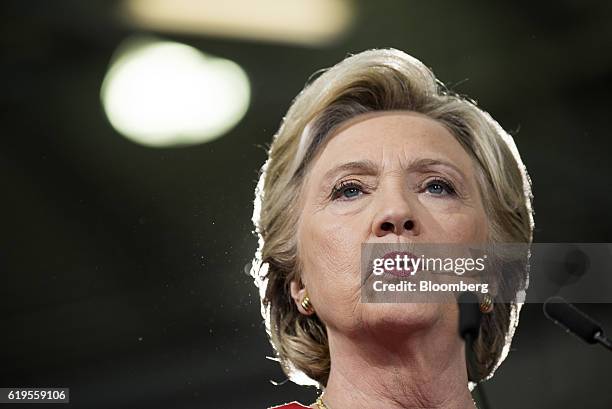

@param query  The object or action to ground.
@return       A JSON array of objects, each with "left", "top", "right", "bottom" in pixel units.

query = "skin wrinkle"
[{"left": 291, "top": 112, "right": 489, "bottom": 409}]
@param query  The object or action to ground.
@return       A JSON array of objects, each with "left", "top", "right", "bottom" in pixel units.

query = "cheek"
[
  {"left": 297, "top": 210, "right": 367, "bottom": 323},
  {"left": 299, "top": 211, "right": 362, "bottom": 282},
  {"left": 432, "top": 208, "right": 488, "bottom": 242},
  {"left": 299, "top": 217, "right": 367, "bottom": 331}
]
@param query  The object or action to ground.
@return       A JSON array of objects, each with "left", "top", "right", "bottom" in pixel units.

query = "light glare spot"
[{"left": 101, "top": 39, "right": 250, "bottom": 147}]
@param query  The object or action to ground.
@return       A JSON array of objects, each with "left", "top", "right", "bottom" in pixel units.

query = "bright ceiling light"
[
  {"left": 101, "top": 37, "right": 250, "bottom": 147},
  {"left": 120, "top": 0, "right": 354, "bottom": 46}
]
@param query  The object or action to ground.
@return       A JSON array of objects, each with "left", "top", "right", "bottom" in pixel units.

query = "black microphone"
[
  {"left": 543, "top": 296, "right": 612, "bottom": 351},
  {"left": 458, "top": 292, "right": 491, "bottom": 409},
  {"left": 458, "top": 291, "right": 483, "bottom": 383},
  {"left": 458, "top": 291, "right": 482, "bottom": 341}
]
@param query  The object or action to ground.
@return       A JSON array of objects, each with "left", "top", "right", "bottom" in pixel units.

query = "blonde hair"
[{"left": 250, "top": 48, "right": 534, "bottom": 387}]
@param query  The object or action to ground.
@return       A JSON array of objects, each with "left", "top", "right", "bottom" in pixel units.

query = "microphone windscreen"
[
  {"left": 458, "top": 291, "right": 482, "bottom": 340},
  {"left": 543, "top": 296, "right": 603, "bottom": 344}
]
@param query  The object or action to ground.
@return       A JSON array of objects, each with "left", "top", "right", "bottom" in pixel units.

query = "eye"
[
  {"left": 331, "top": 180, "right": 366, "bottom": 201},
  {"left": 424, "top": 179, "right": 456, "bottom": 196}
]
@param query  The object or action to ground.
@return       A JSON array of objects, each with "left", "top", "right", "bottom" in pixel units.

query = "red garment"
[{"left": 268, "top": 401, "right": 311, "bottom": 409}]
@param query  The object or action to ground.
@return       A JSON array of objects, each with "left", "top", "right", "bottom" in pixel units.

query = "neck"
[{"left": 321, "top": 320, "right": 476, "bottom": 409}]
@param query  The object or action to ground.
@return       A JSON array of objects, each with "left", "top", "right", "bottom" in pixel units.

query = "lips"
[{"left": 380, "top": 251, "right": 419, "bottom": 277}]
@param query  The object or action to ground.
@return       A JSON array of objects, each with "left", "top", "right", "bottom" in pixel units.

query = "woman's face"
[{"left": 292, "top": 111, "right": 489, "bottom": 339}]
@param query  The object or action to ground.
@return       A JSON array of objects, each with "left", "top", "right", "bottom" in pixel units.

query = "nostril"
[
  {"left": 404, "top": 220, "right": 414, "bottom": 230},
  {"left": 381, "top": 221, "right": 394, "bottom": 231}
]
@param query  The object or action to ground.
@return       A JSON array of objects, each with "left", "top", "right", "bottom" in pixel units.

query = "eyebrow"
[
  {"left": 321, "top": 158, "right": 467, "bottom": 184},
  {"left": 322, "top": 159, "right": 379, "bottom": 184},
  {"left": 407, "top": 158, "right": 467, "bottom": 179}
]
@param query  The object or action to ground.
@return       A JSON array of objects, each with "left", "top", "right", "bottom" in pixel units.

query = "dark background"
[{"left": 2, "top": 1, "right": 612, "bottom": 408}]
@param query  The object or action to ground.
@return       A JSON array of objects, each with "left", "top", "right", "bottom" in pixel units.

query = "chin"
[{"left": 359, "top": 302, "right": 444, "bottom": 336}]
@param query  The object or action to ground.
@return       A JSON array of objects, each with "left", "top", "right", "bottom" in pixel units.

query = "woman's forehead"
[{"left": 311, "top": 112, "right": 474, "bottom": 176}]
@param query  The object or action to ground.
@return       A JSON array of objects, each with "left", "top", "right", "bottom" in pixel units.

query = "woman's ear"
[{"left": 290, "top": 278, "right": 314, "bottom": 315}]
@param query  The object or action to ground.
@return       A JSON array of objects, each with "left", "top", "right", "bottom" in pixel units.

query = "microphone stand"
[
  {"left": 594, "top": 332, "right": 612, "bottom": 351},
  {"left": 544, "top": 296, "right": 612, "bottom": 352}
]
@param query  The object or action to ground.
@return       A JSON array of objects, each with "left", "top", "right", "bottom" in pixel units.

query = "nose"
[{"left": 372, "top": 186, "right": 419, "bottom": 238}]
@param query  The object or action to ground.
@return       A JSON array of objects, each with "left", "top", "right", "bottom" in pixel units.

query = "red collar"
[{"left": 268, "top": 401, "right": 311, "bottom": 409}]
